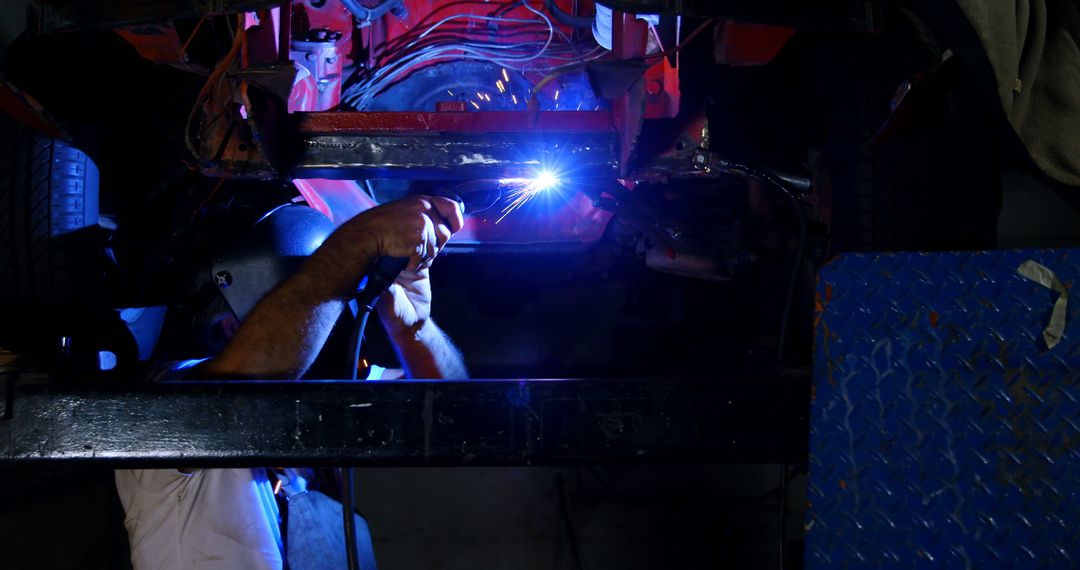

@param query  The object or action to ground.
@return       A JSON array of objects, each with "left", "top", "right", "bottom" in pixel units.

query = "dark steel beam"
[
  {"left": 289, "top": 132, "right": 619, "bottom": 180},
  {"left": 0, "top": 375, "right": 808, "bottom": 468},
  {"left": 297, "top": 111, "right": 616, "bottom": 134}
]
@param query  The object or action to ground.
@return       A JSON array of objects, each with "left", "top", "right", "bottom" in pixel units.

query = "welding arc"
[{"left": 496, "top": 178, "right": 546, "bottom": 223}]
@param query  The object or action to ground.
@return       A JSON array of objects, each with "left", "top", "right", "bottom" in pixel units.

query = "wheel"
[{"left": 0, "top": 112, "right": 100, "bottom": 302}]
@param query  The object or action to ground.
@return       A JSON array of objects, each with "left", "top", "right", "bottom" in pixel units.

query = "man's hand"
[
  {"left": 303, "top": 194, "right": 465, "bottom": 300},
  {"left": 343, "top": 195, "right": 465, "bottom": 273},
  {"left": 373, "top": 250, "right": 469, "bottom": 380},
  {"left": 357, "top": 199, "right": 468, "bottom": 380},
  {"left": 377, "top": 269, "right": 432, "bottom": 339},
  {"left": 203, "top": 195, "right": 465, "bottom": 379}
]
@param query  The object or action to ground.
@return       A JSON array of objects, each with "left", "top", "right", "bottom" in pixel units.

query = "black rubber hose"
[
  {"left": 341, "top": 0, "right": 402, "bottom": 24},
  {"left": 546, "top": 0, "right": 595, "bottom": 29}
]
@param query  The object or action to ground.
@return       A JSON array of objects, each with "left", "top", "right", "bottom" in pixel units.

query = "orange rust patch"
[
  {"left": 838, "top": 479, "right": 847, "bottom": 490},
  {"left": 814, "top": 295, "right": 825, "bottom": 329},
  {"left": 929, "top": 312, "right": 939, "bottom": 327}
]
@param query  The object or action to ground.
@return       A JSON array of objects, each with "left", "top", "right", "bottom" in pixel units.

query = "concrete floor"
[{"left": 355, "top": 464, "right": 805, "bottom": 570}]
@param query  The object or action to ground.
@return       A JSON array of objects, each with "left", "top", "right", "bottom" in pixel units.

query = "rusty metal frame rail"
[{"left": 288, "top": 111, "right": 619, "bottom": 180}]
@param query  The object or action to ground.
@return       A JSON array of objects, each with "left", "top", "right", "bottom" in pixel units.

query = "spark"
[
  {"left": 554, "top": 90, "right": 560, "bottom": 101},
  {"left": 496, "top": 80, "right": 505, "bottom": 93},
  {"left": 470, "top": 100, "right": 480, "bottom": 109},
  {"left": 532, "top": 170, "right": 559, "bottom": 190},
  {"left": 483, "top": 93, "right": 491, "bottom": 102},
  {"left": 447, "top": 89, "right": 454, "bottom": 96},
  {"left": 511, "top": 94, "right": 518, "bottom": 105},
  {"left": 476, "top": 91, "right": 484, "bottom": 100},
  {"left": 494, "top": 170, "right": 561, "bottom": 223},
  {"left": 501, "top": 68, "right": 510, "bottom": 83}
]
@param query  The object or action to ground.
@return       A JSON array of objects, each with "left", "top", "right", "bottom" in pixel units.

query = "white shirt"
[
  {"left": 115, "top": 468, "right": 284, "bottom": 570},
  {"left": 116, "top": 360, "right": 386, "bottom": 569}
]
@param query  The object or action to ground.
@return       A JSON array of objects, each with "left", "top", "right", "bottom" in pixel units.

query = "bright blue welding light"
[
  {"left": 532, "top": 170, "right": 560, "bottom": 192},
  {"left": 493, "top": 167, "right": 565, "bottom": 222}
]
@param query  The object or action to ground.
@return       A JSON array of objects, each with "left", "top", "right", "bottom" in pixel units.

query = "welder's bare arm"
[
  {"left": 375, "top": 268, "right": 468, "bottom": 379},
  {"left": 199, "top": 223, "right": 371, "bottom": 378},
  {"left": 388, "top": 320, "right": 468, "bottom": 379},
  {"left": 202, "top": 196, "right": 464, "bottom": 379}
]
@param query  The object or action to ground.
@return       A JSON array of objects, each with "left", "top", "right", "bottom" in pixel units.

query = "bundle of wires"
[
  {"left": 185, "top": 15, "right": 245, "bottom": 164},
  {"left": 341, "top": 0, "right": 607, "bottom": 110}
]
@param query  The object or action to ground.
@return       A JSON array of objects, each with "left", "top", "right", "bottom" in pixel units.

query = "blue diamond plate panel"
[{"left": 809, "top": 249, "right": 1080, "bottom": 568}]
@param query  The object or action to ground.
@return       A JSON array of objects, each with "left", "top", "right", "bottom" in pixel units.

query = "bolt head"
[{"left": 214, "top": 271, "right": 232, "bottom": 288}]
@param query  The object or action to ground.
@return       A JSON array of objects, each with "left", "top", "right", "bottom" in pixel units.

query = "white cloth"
[{"left": 115, "top": 468, "right": 284, "bottom": 570}]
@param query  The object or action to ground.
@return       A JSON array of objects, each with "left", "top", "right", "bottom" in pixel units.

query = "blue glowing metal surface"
[{"left": 809, "top": 249, "right": 1080, "bottom": 568}]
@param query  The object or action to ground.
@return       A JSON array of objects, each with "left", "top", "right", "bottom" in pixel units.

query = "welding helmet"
[{"left": 209, "top": 203, "right": 335, "bottom": 321}]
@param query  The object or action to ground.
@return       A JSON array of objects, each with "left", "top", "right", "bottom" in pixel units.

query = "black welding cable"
[
  {"left": 340, "top": 306, "right": 371, "bottom": 570},
  {"left": 341, "top": 304, "right": 372, "bottom": 570},
  {"left": 340, "top": 255, "right": 411, "bottom": 570},
  {"left": 340, "top": 466, "right": 360, "bottom": 570},
  {"left": 341, "top": 307, "right": 369, "bottom": 570},
  {"left": 346, "top": 308, "right": 372, "bottom": 382}
]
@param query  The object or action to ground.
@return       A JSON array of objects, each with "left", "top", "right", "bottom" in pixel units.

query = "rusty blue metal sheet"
[{"left": 809, "top": 249, "right": 1080, "bottom": 568}]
